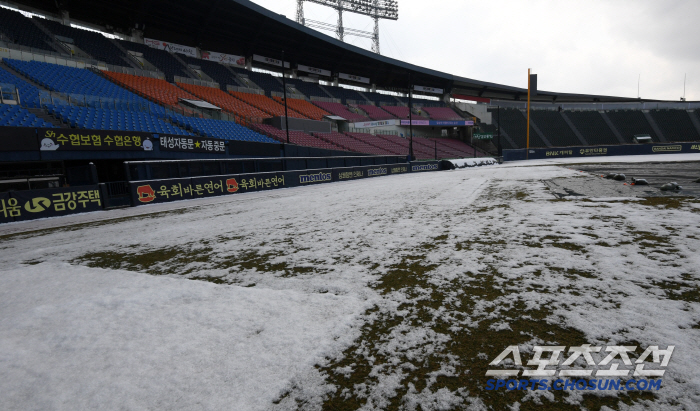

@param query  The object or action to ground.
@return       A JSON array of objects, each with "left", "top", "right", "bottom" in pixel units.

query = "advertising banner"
[
  {"left": 37, "top": 128, "right": 155, "bottom": 152},
  {"left": 0, "top": 126, "right": 38, "bottom": 151},
  {"left": 201, "top": 51, "right": 245, "bottom": 67},
  {"left": 388, "top": 164, "right": 410, "bottom": 175},
  {"left": 159, "top": 135, "right": 225, "bottom": 154},
  {"left": 338, "top": 72, "right": 370, "bottom": 84},
  {"left": 474, "top": 132, "right": 494, "bottom": 140},
  {"left": 297, "top": 64, "right": 331, "bottom": 77},
  {"left": 414, "top": 85, "right": 444, "bottom": 94},
  {"left": 503, "top": 142, "right": 700, "bottom": 161},
  {"left": 0, "top": 191, "right": 16, "bottom": 223},
  {"left": 10, "top": 185, "right": 102, "bottom": 222},
  {"left": 400, "top": 120, "right": 474, "bottom": 127},
  {"left": 410, "top": 161, "right": 440, "bottom": 172},
  {"left": 352, "top": 119, "right": 398, "bottom": 129},
  {"left": 130, "top": 178, "right": 193, "bottom": 205},
  {"left": 334, "top": 166, "right": 366, "bottom": 182},
  {"left": 252, "top": 54, "right": 290, "bottom": 68},
  {"left": 144, "top": 38, "right": 197, "bottom": 58}
]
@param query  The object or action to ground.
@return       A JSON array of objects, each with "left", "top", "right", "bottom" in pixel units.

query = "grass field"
[{"left": 2, "top": 158, "right": 700, "bottom": 410}]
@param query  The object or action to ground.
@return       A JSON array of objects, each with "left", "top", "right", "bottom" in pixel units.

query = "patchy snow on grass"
[{"left": 1, "top": 162, "right": 699, "bottom": 410}]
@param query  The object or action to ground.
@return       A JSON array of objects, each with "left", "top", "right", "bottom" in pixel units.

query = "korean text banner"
[
  {"left": 201, "top": 51, "right": 245, "bottom": 67},
  {"left": 37, "top": 128, "right": 155, "bottom": 151},
  {"left": 144, "top": 38, "right": 197, "bottom": 58},
  {"left": 9, "top": 185, "right": 102, "bottom": 222},
  {"left": 0, "top": 191, "right": 14, "bottom": 223},
  {"left": 0, "top": 126, "right": 39, "bottom": 151},
  {"left": 159, "top": 135, "right": 225, "bottom": 154}
]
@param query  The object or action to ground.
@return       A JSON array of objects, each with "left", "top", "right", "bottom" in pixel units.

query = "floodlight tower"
[{"left": 296, "top": 0, "right": 399, "bottom": 55}]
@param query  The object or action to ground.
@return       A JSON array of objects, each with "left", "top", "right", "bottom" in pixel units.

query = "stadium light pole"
[
  {"left": 281, "top": 50, "right": 290, "bottom": 144},
  {"left": 408, "top": 72, "right": 414, "bottom": 161}
]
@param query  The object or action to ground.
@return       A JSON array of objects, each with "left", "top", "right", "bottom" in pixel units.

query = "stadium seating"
[
  {"left": 362, "top": 91, "right": 402, "bottom": 106},
  {"left": 564, "top": 111, "right": 620, "bottom": 146},
  {"left": 357, "top": 104, "right": 395, "bottom": 121},
  {"left": 605, "top": 110, "right": 659, "bottom": 143},
  {"left": 178, "top": 83, "right": 270, "bottom": 121},
  {"left": 103, "top": 71, "right": 198, "bottom": 108},
  {"left": 312, "top": 101, "right": 368, "bottom": 122},
  {"left": 529, "top": 110, "right": 580, "bottom": 147},
  {"left": 167, "top": 113, "right": 276, "bottom": 142},
  {"left": 252, "top": 124, "right": 343, "bottom": 150},
  {"left": 422, "top": 106, "right": 463, "bottom": 121},
  {"left": 284, "top": 78, "right": 329, "bottom": 99},
  {"left": 116, "top": 40, "right": 191, "bottom": 83},
  {"left": 321, "top": 84, "right": 368, "bottom": 103},
  {"left": 0, "top": 103, "right": 53, "bottom": 127},
  {"left": 182, "top": 56, "right": 237, "bottom": 90},
  {"left": 38, "top": 19, "right": 131, "bottom": 67},
  {"left": 47, "top": 105, "right": 189, "bottom": 134},
  {"left": 0, "top": 7, "right": 56, "bottom": 53},
  {"left": 490, "top": 107, "right": 547, "bottom": 148},
  {"left": 315, "top": 132, "right": 389, "bottom": 155},
  {"left": 376, "top": 134, "right": 433, "bottom": 159},
  {"left": 271, "top": 97, "right": 330, "bottom": 120},
  {"left": 229, "top": 91, "right": 307, "bottom": 119},
  {"left": 0, "top": 63, "right": 43, "bottom": 108},
  {"left": 243, "top": 71, "right": 285, "bottom": 95},
  {"left": 649, "top": 109, "right": 700, "bottom": 142},
  {"left": 348, "top": 132, "right": 405, "bottom": 155},
  {"left": 427, "top": 138, "right": 475, "bottom": 157},
  {"left": 381, "top": 105, "right": 427, "bottom": 120}
]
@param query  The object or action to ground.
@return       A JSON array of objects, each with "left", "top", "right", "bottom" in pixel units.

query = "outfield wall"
[{"left": 503, "top": 142, "right": 700, "bottom": 161}]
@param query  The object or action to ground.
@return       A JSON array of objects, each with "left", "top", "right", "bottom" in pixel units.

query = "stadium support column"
[
  {"left": 282, "top": 51, "right": 290, "bottom": 144},
  {"left": 372, "top": 15, "right": 380, "bottom": 54},
  {"left": 497, "top": 105, "right": 502, "bottom": 157},
  {"left": 408, "top": 72, "right": 414, "bottom": 161},
  {"left": 526, "top": 68, "right": 531, "bottom": 160}
]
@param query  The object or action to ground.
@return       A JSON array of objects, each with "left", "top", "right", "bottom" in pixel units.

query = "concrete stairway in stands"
[{"left": 27, "top": 107, "right": 69, "bottom": 128}]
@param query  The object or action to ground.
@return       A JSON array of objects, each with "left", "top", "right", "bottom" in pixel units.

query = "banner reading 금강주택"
[
  {"left": 144, "top": 38, "right": 197, "bottom": 58},
  {"left": 201, "top": 51, "right": 246, "bottom": 67}
]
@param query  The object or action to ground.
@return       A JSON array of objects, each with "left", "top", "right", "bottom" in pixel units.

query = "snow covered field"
[{"left": 1, "top": 156, "right": 700, "bottom": 410}]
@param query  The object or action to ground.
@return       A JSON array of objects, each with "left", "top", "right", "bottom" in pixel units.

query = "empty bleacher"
[
  {"left": 116, "top": 40, "right": 190, "bottom": 82},
  {"left": 38, "top": 19, "right": 130, "bottom": 67},
  {"left": 284, "top": 78, "right": 328, "bottom": 99},
  {"left": 182, "top": 56, "right": 237, "bottom": 90},
  {"left": 316, "top": 132, "right": 389, "bottom": 155},
  {"left": 243, "top": 71, "right": 284, "bottom": 95},
  {"left": 48, "top": 105, "right": 189, "bottom": 134},
  {"left": 422, "top": 106, "right": 462, "bottom": 121},
  {"left": 178, "top": 83, "right": 269, "bottom": 121},
  {"left": 357, "top": 104, "right": 395, "bottom": 121},
  {"left": 381, "top": 105, "right": 427, "bottom": 120},
  {"left": 312, "top": 101, "right": 368, "bottom": 122},
  {"left": 346, "top": 132, "right": 404, "bottom": 155},
  {"left": 229, "top": 91, "right": 307, "bottom": 119},
  {"left": 529, "top": 110, "right": 579, "bottom": 147},
  {"left": 376, "top": 134, "right": 433, "bottom": 159},
  {"left": 0, "top": 62, "right": 44, "bottom": 108},
  {"left": 605, "top": 110, "right": 659, "bottom": 143},
  {"left": 167, "top": 113, "right": 276, "bottom": 142},
  {"left": 0, "top": 7, "right": 56, "bottom": 53},
  {"left": 252, "top": 124, "right": 343, "bottom": 150},
  {"left": 322, "top": 84, "right": 368, "bottom": 104},
  {"left": 271, "top": 97, "right": 330, "bottom": 120},
  {"left": 649, "top": 109, "right": 700, "bottom": 142},
  {"left": 490, "top": 107, "right": 547, "bottom": 148},
  {"left": 0, "top": 104, "right": 53, "bottom": 127},
  {"left": 564, "top": 111, "right": 619, "bottom": 146},
  {"left": 103, "top": 71, "right": 198, "bottom": 108}
]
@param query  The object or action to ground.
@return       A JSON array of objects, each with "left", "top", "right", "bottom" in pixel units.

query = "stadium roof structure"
[{"left": 21, "top": 0, "right": 656, "bottom": 103}]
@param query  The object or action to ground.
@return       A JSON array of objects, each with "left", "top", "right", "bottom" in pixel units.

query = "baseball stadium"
[{"left": 0, "top": 1, "right": 699, "bottom": 410}]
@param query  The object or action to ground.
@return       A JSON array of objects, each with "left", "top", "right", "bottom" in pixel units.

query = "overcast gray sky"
[{"left": 251, "top": 0, "right": 699, "bottom": 101}]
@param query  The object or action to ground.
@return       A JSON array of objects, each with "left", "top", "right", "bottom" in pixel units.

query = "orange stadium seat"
[
  {"left": 271, "top": 97, "right": 330, "bottom": 120},
  {"left": 177, "top": 83, "right": 270, "bottom": 122},
  {"left": 229, "top": 91, "right": 308, "bottom": 119},
  {"left": 103, "top": 71, "right": 198, "bottom": 109}
]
